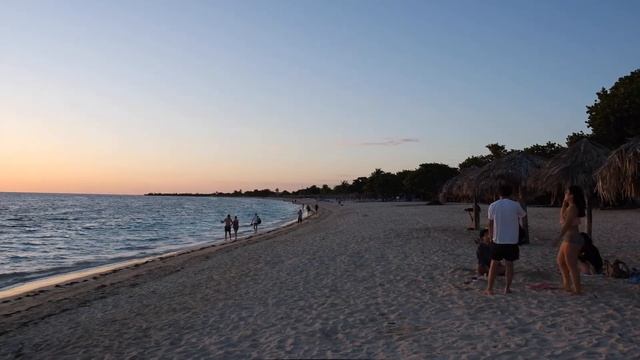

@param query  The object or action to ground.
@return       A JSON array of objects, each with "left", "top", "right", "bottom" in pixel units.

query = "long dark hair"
[{"left": 568, "top": 185, "right": 586, "bottom": 217}]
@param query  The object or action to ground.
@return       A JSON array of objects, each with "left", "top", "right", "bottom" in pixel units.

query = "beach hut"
[
  {"left": 474, "top": 152, "right": 544, "bottom": 243},
  {"left": 440, "top": 166, "right": 483, "bottom": 229},
  {"left": 596, "top": 136, "right": 640, "bottom": 203},
  {"left": 529, "top": 139, "right": 609, "bottom": 237},
  {"left": 440, "top": 166, "right": 479, "bottom": 201}
]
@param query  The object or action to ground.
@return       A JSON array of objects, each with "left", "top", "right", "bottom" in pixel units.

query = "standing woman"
[{"left": 557, "top": 185, "right": 586, "bottom": 294}]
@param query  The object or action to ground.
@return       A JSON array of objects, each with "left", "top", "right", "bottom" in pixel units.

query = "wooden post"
[
  {"left": 473, "top": 193, "right": 480, "bottom": 230},
  {"left": 518, "top": 187, "right": 530, "bottom": 244},
  {"left": 586, "top": 193, "right": 594, "bottom": 238}
]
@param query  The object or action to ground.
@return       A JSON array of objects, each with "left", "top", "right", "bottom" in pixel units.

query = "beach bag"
[
  {"left": 604, "top": 259, "right": 630, "bottom": 279},
  {"left": 257, "top": 216, "right": 262, "bottom": 225},
  {"left": 578, "top": 233, "right": 603, "bottom": 274}
]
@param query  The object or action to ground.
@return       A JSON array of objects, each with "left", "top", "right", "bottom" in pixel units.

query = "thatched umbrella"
[
  {"left": 596, "top": 136, "right": 640, "bottom": 203},
  {"left": 440, "top": 166, "right": 483, "bottom": 229},
  {"left": 440, "top": 166, "right": 480, "bottom": 201},
  {"left": 529, "top": 139, "right": 609, "bottom": 237},
  {"left": 474, "top": 152, "right": 544, "bottom": 243}
]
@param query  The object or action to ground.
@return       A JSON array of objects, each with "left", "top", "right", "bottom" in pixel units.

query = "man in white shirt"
[{"left": 484, "top": 184, "right": 527, "bottom": 295}]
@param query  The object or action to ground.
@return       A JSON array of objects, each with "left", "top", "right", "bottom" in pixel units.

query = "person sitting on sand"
[
  {"left": 578, "top": 233, "right": 603, "bottom": 275},
  {"left": 232, "top": 216, "right": 240, "bottom": 240},
  {"left": 476, "top": 229, "right": 505, "bottom": 276},
  {"left": 222, "top": 214, "right": 233, "bottom": 240},
  {"left": 485, "top": 184, "right": 526, "bottom": 295},
  {"left": 556, "top": 186, "right": 586, "bottom": 294}
]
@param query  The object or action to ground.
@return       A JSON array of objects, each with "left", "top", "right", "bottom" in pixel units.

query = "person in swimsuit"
[
  {"left": 556, "top": 185, "right": 586, "bottom": 294},
  {"left": 222, "top": 214, "right": 233, "bottom": 240},
  {"left": 232, "top": 216, "right": 240, "bottom": 240}
]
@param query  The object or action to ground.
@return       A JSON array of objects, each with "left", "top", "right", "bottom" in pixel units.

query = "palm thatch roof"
[
  {"left": 596, "top": 136, "right": 640, "bottom": 202},
  {"left": 475, "top": 152, "right": 544, "bottom": 197},
  {"left": 439, "top": 166, "right": 481, "bottom": 201},
  {"left": 529, "top": 139, "right": 609, "bottom": 200}
]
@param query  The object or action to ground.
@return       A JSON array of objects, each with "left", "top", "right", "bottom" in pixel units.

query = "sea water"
[{"left": 0, "top": 193, "right": 300, "bottom": 289}]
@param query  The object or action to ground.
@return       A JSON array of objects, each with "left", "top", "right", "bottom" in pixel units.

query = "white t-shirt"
[{"left": 488, "top": 198, "right": 527, "bottom": 244}]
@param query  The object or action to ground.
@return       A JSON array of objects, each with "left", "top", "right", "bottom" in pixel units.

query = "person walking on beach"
[
  {"left": 485, "top": 184, "right": 527, "bottom": 295},
  {"left": 222, "top": 214, "right": 233, "bottom": 240},
  {"left": 314, "top": 203, "right": 318, "bottom": 213},
  {"left": 251, "top": 213, "right": 261, "bottom": 233},
  {"left": 556, "top": 186, "right": 586, "bottom": 294},
  {"left": 232, "top": 216, "right": 240, "bottom": 240},
  {"left": 297, "top": 208, "right": 303, "bottom": 223}
]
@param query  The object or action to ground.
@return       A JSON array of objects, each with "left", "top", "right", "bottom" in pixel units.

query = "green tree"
[
  {"left": 459, "top": 143, "right": 511, "bottom": 169},
  {"left": 363, "top": 169, "right": 403, "bottom": 199},
  {"left": 459, "top": 154, "right": 492, "bottom": 169},
  {"left": 486, "top": 143, "right": 509, "bottom": 158},
  {"left": 523, "top": 141, "right": 565, "bottom": 158},
  {"left": 566, "top": 131, "right": 591, "bottom": 146},
  {"left": 586, "top": 69, "right": 640, "bottom": 148},
  {"left": 348, "top": 177, "right": 368, "bottom": 195},
  {"left": 404, "top": 163, "right": 458, "bottom": 200},
  {"left": 333, "top": 180, "right": 350, "bottom": 194}
]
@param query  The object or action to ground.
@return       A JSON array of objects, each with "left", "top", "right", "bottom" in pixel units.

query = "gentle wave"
[{"left": 0, "top": 193, "right": 301, "bottom": 289}]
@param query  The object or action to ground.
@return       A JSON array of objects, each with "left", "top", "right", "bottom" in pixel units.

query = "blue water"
[{"left": 0, "top": 193, "right": 301, "bottom": 289}]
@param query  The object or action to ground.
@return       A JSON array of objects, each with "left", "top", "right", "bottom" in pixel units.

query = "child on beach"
[{"left": 476, "top": 229, "right": 505, "bottom": 276}]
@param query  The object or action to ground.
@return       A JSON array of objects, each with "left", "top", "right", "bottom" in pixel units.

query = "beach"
[{"left": 1, "top": 201, "right": 639, "bottom": 358}]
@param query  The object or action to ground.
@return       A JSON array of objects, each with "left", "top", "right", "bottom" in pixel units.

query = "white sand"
[{"left": 1, "top": 202, "right": 639, "bottom": 358}]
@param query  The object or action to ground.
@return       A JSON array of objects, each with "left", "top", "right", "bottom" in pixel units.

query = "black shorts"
[
  {"left": 491, "top": 243, "right": 519, "bottom": 262},
  {"left": 225, "top": 225, "right": 231, "bottom": 232}
]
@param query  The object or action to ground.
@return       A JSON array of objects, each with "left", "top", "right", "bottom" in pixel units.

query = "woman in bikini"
[{"left": 556, "top": 185, "right": 586, "bottom": 294}]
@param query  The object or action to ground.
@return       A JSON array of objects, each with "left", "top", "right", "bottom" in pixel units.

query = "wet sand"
[{"left": 1, "top": 201, "right": 639, "bottom": 358}]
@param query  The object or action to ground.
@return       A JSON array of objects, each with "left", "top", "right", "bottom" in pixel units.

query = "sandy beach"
[{"left": 1, "top": 201, "right": 639, "bottom": 358}]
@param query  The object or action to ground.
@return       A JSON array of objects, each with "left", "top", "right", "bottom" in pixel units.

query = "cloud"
[{"left": 357, "top": 138, "right": 420, "bottom": 146}]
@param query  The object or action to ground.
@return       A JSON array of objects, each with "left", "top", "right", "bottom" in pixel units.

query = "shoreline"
[
  {"left": 1, "top": 202, "right": 638, "bottom": 358},
  {"left": 0, "top": 204, "right": 315, "bottom": 300}
]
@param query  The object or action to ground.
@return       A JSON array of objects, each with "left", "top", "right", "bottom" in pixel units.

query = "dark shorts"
[
  {"left": 225, "top": 225, "right": 231, "bottom": 232},
  {"left": 233, "top": 226, "right": 239, "bottom": 232},
  {"left": 491, "top": 243, "right": 519, "bottom": 262}
]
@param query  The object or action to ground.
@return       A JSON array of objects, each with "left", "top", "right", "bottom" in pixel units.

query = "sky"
[{"left": 1, "top": 0, "right": 639, "bottom": 194}]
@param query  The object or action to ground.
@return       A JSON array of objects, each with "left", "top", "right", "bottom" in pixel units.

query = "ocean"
[{"left": 0, "top": 193, "right": 301, "bottom": 289}]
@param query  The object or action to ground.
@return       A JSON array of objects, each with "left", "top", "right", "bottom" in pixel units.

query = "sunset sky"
[{"left": 2, "top": 1, "right": 639, "bottom": 194}]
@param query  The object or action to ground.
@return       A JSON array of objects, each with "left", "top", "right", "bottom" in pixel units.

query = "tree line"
[{"left": 147, "top": 69, "right": 639, "bottom": 201}]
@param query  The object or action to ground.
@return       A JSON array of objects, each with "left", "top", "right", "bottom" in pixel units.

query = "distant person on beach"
[
  {"left": 314, "top": 204, "right": 318, "bottom": 213},
  {"left": 232, "top": 216, "right": 240, "bottom": 240},
  {"left": 306, "top": 205, "right": 311, "bottom": 213},
  {"left": 251, "top": 213, "right": 261, "bottom": 232},
  {"left": 485, "top": 184, "right": 526, "bottom": 295},
  {"left": 222, "top": 214, "right": 233, "bottom": 240},
  {"left": 297, "top": 208, "right": 303, "bottom": 223},
  {"left": 556, "top": 186, "right": 586, "bottom": 294},
  {"left": 476, "top": 229, "right": 505, "bottom": 276}
]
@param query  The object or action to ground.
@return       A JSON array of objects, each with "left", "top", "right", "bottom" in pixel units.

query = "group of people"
[
  {"left": 221, "top": 213, "right": 261, "bottom": 240},
  {"left": 476, "top": 184, "right": 600, "bottom": 296},
  {"left": 297, "top": 203, "right": 319, "bottom": 223}
]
